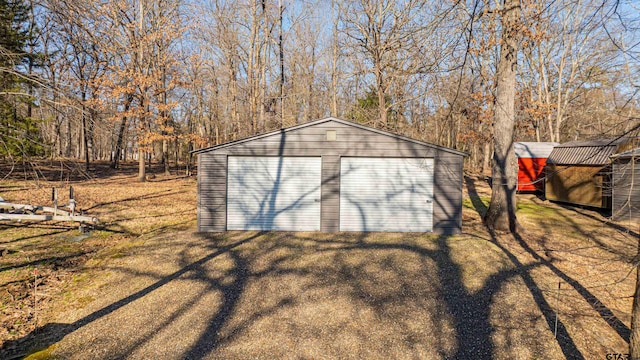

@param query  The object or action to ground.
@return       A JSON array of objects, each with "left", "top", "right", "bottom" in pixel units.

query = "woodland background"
[{"left": 0, "top": 0, "right": 639, "bottom": 176}]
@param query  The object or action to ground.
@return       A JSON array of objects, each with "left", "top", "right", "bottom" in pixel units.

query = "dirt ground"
[{"left": 0, "top": 160, "right": 637, "bottom": 359}]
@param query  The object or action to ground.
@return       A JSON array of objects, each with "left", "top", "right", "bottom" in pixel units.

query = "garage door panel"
[
  {"left": 340, "top": 158, "right": 433, "bottom": 232},
  {"left": 227, "top": 157, "right": 321, "bottom": 231}
]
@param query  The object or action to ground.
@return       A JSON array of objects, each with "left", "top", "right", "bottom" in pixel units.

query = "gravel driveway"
[{"left": 15, "top": 230, "right": 571, "bottom": 359}]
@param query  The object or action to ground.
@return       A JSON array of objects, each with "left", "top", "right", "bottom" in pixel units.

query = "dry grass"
[
  {"left": 0, "top": 163, "right": 637, "bottom": 359},
  {"left": 0, "top": 161, "right": 196, "bottom": 354}
]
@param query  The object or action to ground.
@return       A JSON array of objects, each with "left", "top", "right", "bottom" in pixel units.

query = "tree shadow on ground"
[
  {"left": 293, "top": 231, "right": 579, "bottom": 359},
  {"left": 521, "top": 187, "right": 633, "bottom": 343},
  {"left": 467, "top": 175, "right": 630, "bottom": 355},
  {"left": 3, "top": 188, "right": 625, "bottom": 359},
  {"left": 465, "top": 175, "right": 488, "bottom": 216},
  {"left": 0, "top": 232, "right": 261, "bottom": 358},
  {"left": 558, "top": 203, "right": 640, "bottom": 240},
  {"left": 3, "top": 228, "right": 588, "bottom": 359},
  {"left": 0, "top": 227, "right": 75, "bottom": 245},
  {"left": 0, "top": 229, "right": 552, "bottom": 359},
  {"left": 530, "top": 203, "right": 633, "bottom": 343},
  {"left": 84, "top": 189, "right": 186, "bottom": 211}
]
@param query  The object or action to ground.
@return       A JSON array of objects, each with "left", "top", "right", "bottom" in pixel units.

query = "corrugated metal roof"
[
  {"left": 547, "top": 138, "right": 626, "bottom": 165},
  {"left": 514, "top": 142, "right": 559, "bottom": 158},
  {"left": 611, "top": 148, "right": 640, "bottom": 159},
  {"left": 554, "top": 137, "right": 629, "bottom": 148}
]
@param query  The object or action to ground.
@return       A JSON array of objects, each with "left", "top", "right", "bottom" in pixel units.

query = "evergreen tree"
[
  {"left": 347, "top": 88, "right": 396, "bottom": 128},
  {"left": 0, "top": 0, "right": 43, "bottom": 158}
]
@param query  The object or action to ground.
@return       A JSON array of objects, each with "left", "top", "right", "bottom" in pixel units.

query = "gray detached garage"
[{"left": 193, "top": 117, "right": 465, "bottom": 234}]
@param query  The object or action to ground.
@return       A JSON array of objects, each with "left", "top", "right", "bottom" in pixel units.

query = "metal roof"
[
  {"left": 554, "top": 137, "right": 629, "bottom": 148},
  {"left": 514, "top": 142, "right": 559, "bottom": 158},
  {"left": 191, "top": 117, "right": 468, "bottom": 157},
  {"left": 547, "top": 138, "right": 629, "bottom": 165},
  {"left": 611, "top": 148, "right": 640, "bottom": 159}
]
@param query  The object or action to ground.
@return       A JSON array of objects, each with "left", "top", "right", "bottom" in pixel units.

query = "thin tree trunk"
[
  {"left": 279, "top": 0, "right": 285, "bottom": 127},
  {"left": 82, "top": 110, "right": 89, "bottom": 169},
  {"left": 483, "top": 0, "right": 521, "bottom": 233},
  {"left": 54, "top": 122, "right": 60, "bottom": 157},
  {"left": 249, "top": 1, "right": 259, "bottom": 134},
  {"left": 137, "top": 0, "right": 146, "bottom": 182},
  {"left": 112, "top": 95, "right": 132, "bottom": 169},
  {"left": 376, "top": 72, "right": 387, "bottom": 128},
  {"left": 88, "top": 108, "right": 96, "bottom": 159},
  {"left": 81, "top": 90, "right": 90, "bottom": 170},
  {"left": 230, "top": 59, "right": 239, "bottom": 139},
  {"left": 630, "top": 259, "right": 640, "bottom": 358},
  {"left": 161, "top": 69, "right": 170, "bottom": 175},
  {"left": 330, "top": 0, "right": 339, "bottom": 117},
  {"left": 65, "top": 115, "right": 71, "bottom": 157},
  {"left": 260, "top": 1, "right": 268, "bottom": 132},
  {"left": 138, "top": 147, "right": 146, "bottom": 182},
  {"left": 630, "top": 150, "right": 640, "bottom": 356},
  {"left": 138, "top": 99, "right": 147, "bottom": 182},
  {"left": 482, "top": 142, "right": 492, "bottom": 175}
]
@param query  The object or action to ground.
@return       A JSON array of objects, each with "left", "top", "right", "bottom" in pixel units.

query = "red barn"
[{"left": 514, "top": 142, "right": 559, "bottom": 192}]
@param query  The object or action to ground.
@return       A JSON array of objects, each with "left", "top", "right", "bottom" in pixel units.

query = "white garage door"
[
  {"left": 340, "top": 158, "right": 434, "bottom": 232},
  {"left": 227, "top": 156, "right": 321, "bottom": 231}
]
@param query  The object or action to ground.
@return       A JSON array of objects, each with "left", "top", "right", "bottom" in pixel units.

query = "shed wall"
[
  {"left": 612, "top": 158, "right": 640, "bottom": 223},
  {"left": 198, "top": 121, "right": 463, "bottom": 234},
  {"left": 198, "top": 153, "right": 227, "bottom": 232},
  {"left": 518, "top": 158, "right": 547, "bottom": 192},
  {"left": 545, "top": 164, "right": 609, "bottom": 208}
]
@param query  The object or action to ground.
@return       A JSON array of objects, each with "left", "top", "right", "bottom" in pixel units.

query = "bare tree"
[
  {"left": 483, "top": 0, "right": 521, "bottom": 233},
  {"left": 339, "top": 0, "right": 455, "bottom": 130},
  {"left": 519, "top": 0, "right": 620, "bottom": 143}
]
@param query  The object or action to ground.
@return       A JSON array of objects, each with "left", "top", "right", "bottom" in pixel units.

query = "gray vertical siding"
[
  {"left": 197, "top": 119, "right": 465, "bottom": 234},
  {"left": 433, "top": 153, "right": 463, "bottom": 234},
  {"left": 321, "top": 155, "right": 340, "bottom": 232},
  {"left": 199, "top": 153, "right": 227, "bottom": 232},
  {"left": 612, "top": 158, "right": 640, "bottom": 223}
]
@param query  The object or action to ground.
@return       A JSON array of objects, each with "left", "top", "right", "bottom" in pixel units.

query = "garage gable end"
[{"left": 192, "top": 118, "right": 466, "bottom": 158}]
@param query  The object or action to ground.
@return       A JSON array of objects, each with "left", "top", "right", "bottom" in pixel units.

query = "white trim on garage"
[
  {"left": 226, "top": 156, "right": 322, "bottom": 231},
  {"left": 339, "top": 157, "right": 434, "bottom": 232}
]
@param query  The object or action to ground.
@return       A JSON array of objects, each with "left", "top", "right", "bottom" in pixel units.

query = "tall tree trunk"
[
  {"left": 482, "top": 142, "right": 492, "bottom": 175},
  {"left": 54, "top": 120, "right": 61, "bottom": 157},
  {"left": 82, "top": 111, "right": 89, "bottom": 170},
  {"left": 88, "top": 107, "right": 96, "bottom": 160},
  {"left": 162, "top": 138, "right": 169, "bottom": 174},
  {"left": 330, "top": 0, "right": 339, "bottom": 117},
  {"left": 630, "top": 257, "right": 640, "bottom": 358},
  {"left": 137, "top": 0, "right": 146, "bottom": 182},
  {"left": 138, "top": 100, "right": 147, "bottom": 183},
  {"left": 81, "top": 91, "right": 90, "bottom": 170},
  {"left": 230, "top": 59, "right": 239, "bottom": 139},
  {"left": 161, "top": 69, "right": 170, "bottom": 176},
  {"left": 259, "top": 0, "right": 268, "bottom": 132},
  {"left": 483, "top": 0, "right": 521, "bottom": 233},
  {"left": 138, "top": 147, "right": 146, "bottom": 182},
  {"left": 376, "top": 71, "right": 387, "bottom": 128},
  {"left": 279, "top": 0, "right": 285, "bottom": 127},
  {"left": 112, "top": 95, "right": 132, "bottom": 169},
  {"left": 65, "top": 115, "right": 71, "bottom": 157},
  {"left": 248, "top": 1, "right": 259, "bottom": 134}
]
